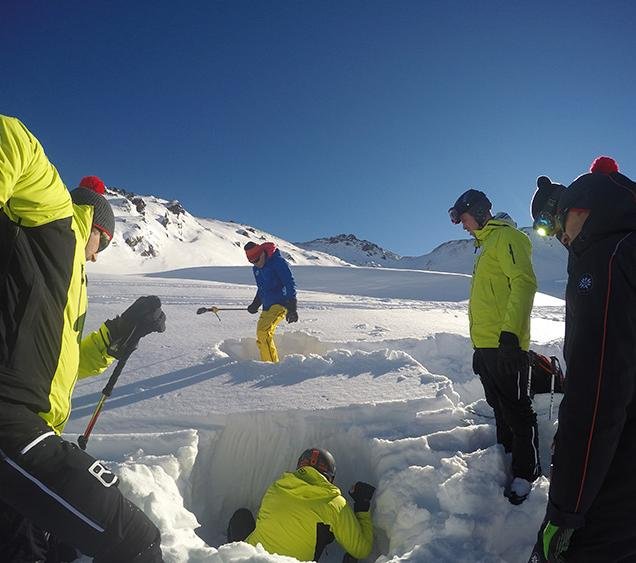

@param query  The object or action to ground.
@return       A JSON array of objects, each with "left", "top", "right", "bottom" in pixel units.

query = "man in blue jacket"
[{"left": 244, "top": 242, "right": 298, "bottom": 362}]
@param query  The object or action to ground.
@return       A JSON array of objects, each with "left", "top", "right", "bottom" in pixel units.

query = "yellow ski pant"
[{"left": 256, "top": 304, "right": 287, "bottom": 362}]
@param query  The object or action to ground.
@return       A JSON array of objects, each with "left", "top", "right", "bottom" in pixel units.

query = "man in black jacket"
[{"left": 528, "top": 156, "right": 636, "bottom": 562}]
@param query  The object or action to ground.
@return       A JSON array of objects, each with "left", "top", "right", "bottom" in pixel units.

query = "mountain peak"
[
  {"left": 297, "top": 234, "right": 402, "bottom": 266},
  {"left": 91, "top": 187, "right": 349, "bottom": 273}
]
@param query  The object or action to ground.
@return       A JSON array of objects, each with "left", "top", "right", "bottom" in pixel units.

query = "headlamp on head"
[
  {"left": 531, "top": 176, "right": 565, "bottom": 238},
  {"left": 533, "top": 210, "right": 559, "bottom": 237},
  {"left": 532, "top": 192, "right": 563, "bottom": 237}
]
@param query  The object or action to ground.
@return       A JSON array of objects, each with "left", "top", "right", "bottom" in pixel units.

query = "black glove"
[
  {"left": 105, "top": 296, "right": 166, "bottom": 359},
  {"left": 285, "top": 298, "right": 298, "bottom": 323},
  {"left": 472, "top": 349, "right": 480, "bottom": 375},
  {"left": 497, "top": 331, "right": 528, "bottom": 377},
  {"left": 247, "top": 294, "right": 261, "bottom": 314},
  {"left": 349, "top": 481, "right": 376, "bottom": 512},
  {"left": 528, "top": 521, "right": 574, "bottom": 562}
]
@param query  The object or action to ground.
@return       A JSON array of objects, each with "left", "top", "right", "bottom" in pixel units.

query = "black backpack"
[{"left": 528, "top": 350, "right": 564, "bottom": 396}]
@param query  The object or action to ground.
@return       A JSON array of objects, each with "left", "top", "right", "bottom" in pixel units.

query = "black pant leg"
[
  {"left": 227, "top": 508, "right": 256, "bottom": 542},
  {"left": 314, "top": 522, "right": 335, "bottom": 561},
  {"left": 564, "top": 417, "right": 636, "bottom": 562},
  {"left": 0, "top": 403, "right": 162, "bottom": 562},
  {"left": 475, "top": 351, "right": 513, "bottom": 452},
  {"left": 0, "top": 499, "right": 49, "bottom": 562},
  {"left": 477, "top": 349, "right": 540, "bottom": 481}
]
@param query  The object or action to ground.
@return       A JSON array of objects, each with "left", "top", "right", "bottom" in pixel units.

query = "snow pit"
[{"left": 65, "top": 332, "right": 561, "bottom": 562}]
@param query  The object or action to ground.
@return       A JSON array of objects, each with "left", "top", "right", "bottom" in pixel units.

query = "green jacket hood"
[{"left": 275, "top": 467, "right": 342, "bottom": 500}]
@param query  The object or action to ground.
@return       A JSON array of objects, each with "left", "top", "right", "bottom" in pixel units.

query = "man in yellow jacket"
[
  {"left": 0, "top": 115, "right": 166, "bottom": 561},
  {"left": 449, "top": 189, "right": 539, "bottom": 505},
  {"left": 227, "top": 447, "right": 375, "bottom": 561}
]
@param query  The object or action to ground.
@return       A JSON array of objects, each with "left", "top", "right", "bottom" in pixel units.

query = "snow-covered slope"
[
  {"left": 298, "top": 230, "right": 568, "bottom": 296},
  {"left": 407, "top": 229, "right": 568, "bottom": 296},
  {"left": 95, "top": 187, "right": 567, "bottom": 296},
  {"left": 65, "top": 266, "right": 565, "bottom": 563},
  {"left": 92, "top": 188, "right": 349, "bottom": 274}
]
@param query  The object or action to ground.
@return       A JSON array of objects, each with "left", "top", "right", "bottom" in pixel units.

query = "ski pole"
[
  {"left": 549, "top": 371, "right": 556, "bottom": 420},
  {"left": 549, "top": 357, "right": 561, "bottom": 421},
  {"left": 196, "top": 306, "right": 246, "bottom": 321},
  {"left": 78, "top": 341, "right": 138, "bottom": 450}
]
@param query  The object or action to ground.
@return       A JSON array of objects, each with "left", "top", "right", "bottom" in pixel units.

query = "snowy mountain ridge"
[
  {"left": 297, "top": 230, "right": 568, "bottom": 296},
  {"left": 295, "top": 233, "right": 402, "bottom": 266},
  {"left": 92, "top": 187, "right": 349, "bottom": 274},
  {"left": 96, "top": 186, "right": 567, "bottom": 296}
]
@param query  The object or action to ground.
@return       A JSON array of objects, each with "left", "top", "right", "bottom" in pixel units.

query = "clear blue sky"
[{"left": 3, "top": 1, "right": 635, "bottom": 255}]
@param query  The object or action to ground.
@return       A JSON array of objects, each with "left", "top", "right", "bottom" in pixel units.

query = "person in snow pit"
[
  {"left": 0, "top": 115, "right": 166, "bottom": 562},
  {"left": 528, "top": 157, "right": 636, "bottom": 562},
  {"left": 244, "top": 241, "right": 298, "bottom": 362},
  {"left": 448, "top": 188, "right": 540, "bottom": 505},
  {"left": 227, "top": 447, "right": 375, "bottom": 562}
]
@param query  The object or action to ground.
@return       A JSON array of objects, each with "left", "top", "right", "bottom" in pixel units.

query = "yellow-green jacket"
[
  {"left": 469, "top": 214, "right": 537, "bottom": 350},
  {"left": 0, "top": 114, "right": 114, "bottom": 433},
  {"left": 247, "top": 466, "right": 374, "bottom": 561}
]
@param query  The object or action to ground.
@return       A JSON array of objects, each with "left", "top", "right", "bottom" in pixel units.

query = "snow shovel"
[{"left": 196, "top": 306, "right": 246, "bottom": 321}]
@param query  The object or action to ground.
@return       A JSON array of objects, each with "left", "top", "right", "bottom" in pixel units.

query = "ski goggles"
[
  {"left": 245, "top": 244, "right": 264, "bottom": 263},
  {"left": 533, "top": 207, "right": 568, "bottom": 237},
  {"left": 96, "top": 228, "right": 113, "bottom": 253},
  {"left": 448, "top": 207, "right": 462, "bottom": 224}
]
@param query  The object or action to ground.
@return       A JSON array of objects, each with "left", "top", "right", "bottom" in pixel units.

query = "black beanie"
[
  {"left": 70, "top": 176, "right": 115, "bottom": 252},
  {"left": 530, "top": 176, "right": 566, "bottom": 221}
]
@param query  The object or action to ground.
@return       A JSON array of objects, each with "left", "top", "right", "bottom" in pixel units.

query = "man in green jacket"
[
  {"left": 449, "top": 189, "right": 539, "bottom": 505},
  {"left": 227, "top": 447, "right": 375, "bottom": 561},
  {"left": 0, "top": 115, "right": 166, "bottom": 561}
]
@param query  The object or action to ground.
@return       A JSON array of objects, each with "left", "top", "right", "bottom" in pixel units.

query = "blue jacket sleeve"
[{"left": 272, "top": 254, "right": 297, "bottom": 301}]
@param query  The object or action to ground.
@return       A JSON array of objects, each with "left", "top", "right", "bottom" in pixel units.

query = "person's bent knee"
[
  {"left": 227, "top": 508, "right": 255, "bottom": 542},
  {"left": 94, "top": 499, "right": 163, "bottom": 562}
]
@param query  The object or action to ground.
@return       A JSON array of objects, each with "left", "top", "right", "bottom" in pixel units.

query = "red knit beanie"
[
  {"left": 78, "top": 175, "right": 106, "bottom": 194},
  {"left": 71, "top": 176, "right": 114, "bottom": 252},
  {"left": 590, "top": 156, "right": 619, "bottom": 174}
]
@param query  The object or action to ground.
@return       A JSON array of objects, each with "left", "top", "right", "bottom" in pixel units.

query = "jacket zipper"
[{"left": 508, "top": 243, "right": 516, "bottom": 264}]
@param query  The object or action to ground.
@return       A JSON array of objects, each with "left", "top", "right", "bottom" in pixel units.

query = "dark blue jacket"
[{"left": 253, "top": 244, "right": 297, "bottom": 310}]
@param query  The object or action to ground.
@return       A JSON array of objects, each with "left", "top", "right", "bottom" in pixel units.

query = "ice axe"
[{"left": 196, "top": 306, "right": 245, "bottom": 321}]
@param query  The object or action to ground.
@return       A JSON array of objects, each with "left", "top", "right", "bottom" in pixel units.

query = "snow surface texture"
[{"left": 62, "top": 264, "right": 565, "bottom": 563}]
